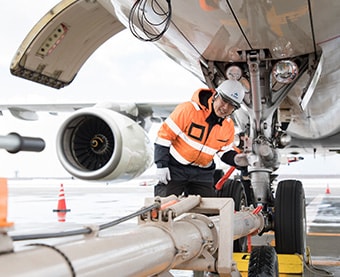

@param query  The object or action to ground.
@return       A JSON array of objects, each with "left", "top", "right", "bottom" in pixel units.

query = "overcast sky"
[
  {"left": 0, "top": 0, "right": 339, "bottom": 178},
  {"left": 0, "top": 0, "right": 204, "bottom": 178}
]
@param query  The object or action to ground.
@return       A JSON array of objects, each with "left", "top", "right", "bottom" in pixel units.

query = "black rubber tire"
[
  {"left": 213, "top": 169, "right": 225, "bottom": 187},
  {"left": 217, "top": 178, "right": 247, "bottom": 252},
  {"left": 248, "top": 246, "right": 279, "bottom": 277},
  {"left": 275, "top": 179, "right": 306, "bottom": 254}
]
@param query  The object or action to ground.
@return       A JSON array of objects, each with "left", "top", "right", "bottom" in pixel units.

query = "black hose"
[{"left": 11, "top": 203, "right": 160, "bottom": 241}]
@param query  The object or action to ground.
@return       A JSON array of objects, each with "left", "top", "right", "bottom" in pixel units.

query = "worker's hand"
[
  {"left": 234, "top": 153, "right": 249, "bottom": 167},
  {"left": 156, "top": 167, "right": 171, "bottom": 184}
]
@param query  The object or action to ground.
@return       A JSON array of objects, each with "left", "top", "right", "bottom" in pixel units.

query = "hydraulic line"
[{"left": 10, "top": 203, "right": 160, "bottom": 241}]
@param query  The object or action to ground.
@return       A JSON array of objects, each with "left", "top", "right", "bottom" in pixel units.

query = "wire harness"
[{"left": 128, "top": 0, "right": 172, "bottom": 42}]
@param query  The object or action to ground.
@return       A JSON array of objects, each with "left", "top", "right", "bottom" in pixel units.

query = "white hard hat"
[{"left": 215, "top": 80, "right": 245, "bottom": 108}]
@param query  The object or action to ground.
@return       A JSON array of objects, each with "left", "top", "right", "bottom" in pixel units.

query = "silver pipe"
[
  {"left": 0, "top": 204, "right": 264, "bottom": 276},
  {"left": 248, "top": 53, "right": 262, "bottom": 133}
]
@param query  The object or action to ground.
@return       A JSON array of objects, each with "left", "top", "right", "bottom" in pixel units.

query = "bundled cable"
[
  {"left": 129, "top": 0, "right": 172, "bottom": 42},
  {"left": 10, "top": 203, "right": 160, "bottom": 241}
]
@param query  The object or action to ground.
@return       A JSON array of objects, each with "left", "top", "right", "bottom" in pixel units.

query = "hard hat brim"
[{"left": 218, "top": 93, "right": 241, "bottom": 109}]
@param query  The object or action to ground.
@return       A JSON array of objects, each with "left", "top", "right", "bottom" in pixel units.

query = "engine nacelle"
[{"left": 56, "top": 107, "right": 154, "bottom": 181}]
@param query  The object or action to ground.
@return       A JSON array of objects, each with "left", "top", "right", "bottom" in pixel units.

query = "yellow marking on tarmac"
[
  {"left": 233, "top": 253, "right": 249, "bottom": 273},
  {"left": 234, "top": 253, "right": 303, "bottom": 276},
  {"left": 308, "top": 232, "right": 340, "bottom": 237},
  {"left": 278, "top": 254, "right": 304, "bottom": 274}
]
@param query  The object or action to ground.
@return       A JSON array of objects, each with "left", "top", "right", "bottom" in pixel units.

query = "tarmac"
[{"left": 5, "top": 177, "right": 340, "bottom": 276}]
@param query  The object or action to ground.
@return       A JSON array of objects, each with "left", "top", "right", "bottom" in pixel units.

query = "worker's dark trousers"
[{"left": 154, "top": 162, "right": 216, "bottom": 197}]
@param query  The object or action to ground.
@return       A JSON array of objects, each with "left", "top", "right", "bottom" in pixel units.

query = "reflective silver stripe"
[
  {"left": 155, "top": 137, "right": 172, "bottom": 147},
  {"left": 220, "top": 144, "right": 234, "bottom": 152},
  {"left": 169, "top": 147, "right": 213, "bottom": 168},
  {"left": 166, "top": 117, "right": 217, "bottom": 155},
  {"left": 169, "top": 147, "right": 191, "bottom": 164},
  {"left": 216, "top": 144, "right": 234, "bottom": 158},
  {"left": 165, "top": 117, "right": 182, "bottom": 135},
  {"left": 190, "top": 101, "right": 200, "bottom": 110},
  {"left": 179, "top": 132, "right": 217, "bottom": 155}
]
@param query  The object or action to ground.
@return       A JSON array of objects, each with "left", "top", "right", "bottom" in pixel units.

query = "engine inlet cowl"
[{"left": 56, "top": 107, "right": 153, "bottom": 181}]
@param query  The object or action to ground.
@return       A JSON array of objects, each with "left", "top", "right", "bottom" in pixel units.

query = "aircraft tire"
[
  {"left": 248, "top": 245, "right": 279, "bottom": 277},
  {"left": 274, "top": 179, "right": 306, "bottom": 254},
  {"left": 213, "top": 169, "right": 224, "bottom": 187},
  {"left": 217, "top": 178, "right": 247, "bottom": 252}
]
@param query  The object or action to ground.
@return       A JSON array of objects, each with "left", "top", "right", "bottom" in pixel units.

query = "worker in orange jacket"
[{"left": 154, "top": 79, "right": 248, "bottom": 197}]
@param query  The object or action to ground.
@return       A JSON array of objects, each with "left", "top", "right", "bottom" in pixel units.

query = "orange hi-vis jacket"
[{"left": 155, "top": 89, "right": 236, "bottom": 168}]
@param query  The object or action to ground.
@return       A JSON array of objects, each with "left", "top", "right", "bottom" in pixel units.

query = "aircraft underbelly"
[
  {"left": 111, "top": 0, "right": 340, "bottom": 96},
  {"left": 150, "top": 0, "right": 337, "bottom": 62},
  {"left": 10, "top": 0, "right": 339, "bottom": 90}
]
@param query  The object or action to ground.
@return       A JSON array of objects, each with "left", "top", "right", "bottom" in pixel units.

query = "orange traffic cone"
[
  {"left": 325, "top": 184, "right": 331, "bottom": 194},
  {"left": 0, "top": 178, "right": 14, "bottom": 228},
  {"left": 53, "top": 184, "right": 71, "bottom": 222}
]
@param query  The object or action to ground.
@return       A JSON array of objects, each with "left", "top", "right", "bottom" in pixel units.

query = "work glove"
[
  {"left": 156, "top": 167, "right": 171, "bottom": 184},
  {"left": 234, "top": 153, "right": 249, "bottom": 167}
]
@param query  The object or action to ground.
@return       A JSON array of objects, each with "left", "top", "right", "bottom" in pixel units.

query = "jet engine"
[{"left": 56, "top": 107, "right": 154, "bottom": 181}]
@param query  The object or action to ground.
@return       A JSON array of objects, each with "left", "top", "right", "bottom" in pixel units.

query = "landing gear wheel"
[
  {"left": 216, "top": 178, "right": 247, "bottom": 252},
  {"left": 275, "top": 179, "right": 306, "bottom": 254},
  {"left": 248, "top": 246, "right": 279, "bottom": 277},
  {"left": 213, "top": 169, "right": 224, "bottom": 186}
]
